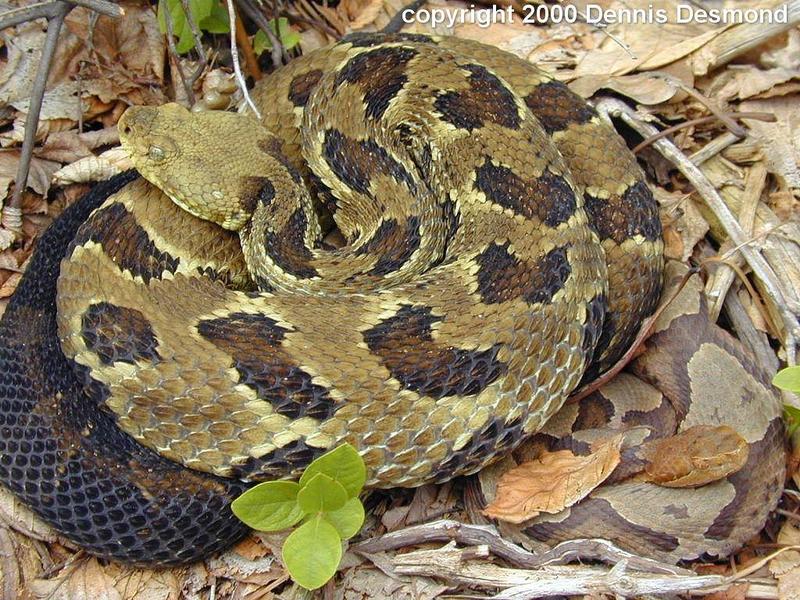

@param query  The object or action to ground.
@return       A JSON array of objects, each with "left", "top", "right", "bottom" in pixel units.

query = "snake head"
[
  {"left": 119, "top": 104, "right": 181, "bottom": 168},
  {"left": 118, "top": 103, "right": 266, "bottom": 232}
]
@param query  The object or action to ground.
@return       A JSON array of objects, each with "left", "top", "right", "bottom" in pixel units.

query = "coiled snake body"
[{"left": 0, "top": 33, "right": 784, "bottom": 566}]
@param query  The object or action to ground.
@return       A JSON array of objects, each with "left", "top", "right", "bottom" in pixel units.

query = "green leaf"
[
  {"left": 323, "top": 497, "right": 365, "bottom": 539},
  {"left": 157, "top": 0, "right": 228, "bottom": 54},
  {"left": 282, "top": 515, "right": 342, "bottom": 590},
  {"left": 253, "top": 18, "right": 301, "bottom": 55},
  {"left": 297, "top": 473, "right": 347, "bottom": 514},
  {"left": 774, "top": 366, "right": 800, "bottom": 393},
  {"left": 299, "top": 444, "right": 366, "bottom": 498},
  {"left": 785, "top": 404, "right": 800, "bottom": 437},
  {"left": 199, "top": 3, "right": 230, "bottom": 34},
  {"left": 231, "top": 481, "right": 304, "bottom": 532}
]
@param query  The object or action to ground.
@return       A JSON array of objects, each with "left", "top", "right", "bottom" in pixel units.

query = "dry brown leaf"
[
  {"left": 573, "top": 0, "right": 716, "bottom": 78},
  {"left": 339, "top": 564, "right": 447, "bottom": 600},
  {"left": 0, "top": 486, "right": 57, "bottom": 543},
  {"left": 106, "top": 565, "right": 183, "bottom": 600},
  {"left": 0, "top": 150, "right": 61, "bottom": 199},
  {"left": 770, "top": 521, "right": 800, "bottom": 600},
  {"left": 205, "top": 535, "right": 282, "bottom": 585},
  {"left": 656, "top": 189, "right": 710, "bottom": 262},
  {"left": 39, "top": 131, "right": 95, "bottom": 164},
  {"left": 0, "top": 230, "right": 15, "bottom": 254},
  {"left": 27, "top": 558, "right": 122, "bottom": 600},
  {"left": 704, "top": 583, "right": 750, "bottom": 600},
  {"left": 65, "top": 2, "right": 164, "bottom": 81},
  {"left": 483, "top": 434, "right": 623, "bottom": 523},
  {"left": 638, "top": 26, "right": 730, "bottom": 71},
  {"left": 1, "top": 85, "right": 90, "bottom": 148},
  {"left": 0, "top": 272, "right": 21, "bottom": 299},
  {"left": 569, "top": 73, "right": 682, "bottom": 105},
  {"left": 740, "top": 97, "right": 800, "bottom": 188},
  {"left": 641, "top": 425, "right": 749, "bottom": 487},
  {"left": 348, "top": 0, "right": 386, "bottom": 30},
  {"left": 0, "top": 22, "right": 46, "bottom": 105}
]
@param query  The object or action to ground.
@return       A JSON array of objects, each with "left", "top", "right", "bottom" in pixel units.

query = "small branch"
[
  {"left": 0, "top": 0, "right": 120, "bottom": 30},
  {"left": 226, "top": 0, "right": 260, "bottom": 118},
  {"left": 676, "top": 82, "right": 747, "bottom": 138},
  {"left": 688, "top": 131, "right": 740, "bottom": 166},
  {"left": 4, "top": 0, "right": 71, "bottom": 232},
  {"left": 233, "top": 5, "right": 262, "bottom": 80},
  {"left": 0, "top": 527, "right": 19, "bottom": 600},
  {"left": 381, "top": 0, "right": 426, "bottom": 33},
  {"left": 353, "top": 519, "right": 690, "bottom": 575},
  {"left": 236, "top": 0, "right": 282, "bottom": 68},
  {"left": 632, "top": 112, "right": 776, "bottom": 155},
  {"left": 160, "top": 0, "right": 194, "bottom": 104},
  {"left": 65, "top": 0, "right": 123, "bottom": 18},
  {"left": 594, "top": 97, "right": 800, "bottom": 364},
  {"left": 0, "top": 1, "right": 59, "bottom": 30},
  {"left": 390, "top": 546, "right": 724, "bottom": 598},
  {"left": 705, "top": 163, "right": 767, "bottom": 322},
  {"left": 179, "top": 0, "right": 209, "bottom": 95},
  {"left": 695, "top": 0, "right": 800, "bottom": 75}
]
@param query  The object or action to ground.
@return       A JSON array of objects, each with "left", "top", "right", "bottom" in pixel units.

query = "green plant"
[
  {"left": 231, "top": 444, "right": 367, "bottom": 590},
  {"left": 253, "top": 17, "right": 301, "bottom": 54},
  {"left": 772, "top": 366, "right": 800, "bottom": 436},
  {"left": 157, "top": 0, "right": 301, "bottom": 56},
  {"left": 158, "top": 0, "right": 230, "bottom": 54}
]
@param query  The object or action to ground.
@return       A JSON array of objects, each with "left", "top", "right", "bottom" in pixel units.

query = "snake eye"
[{"left": 148, "top": 145, "right": 166, "bottom": 162}]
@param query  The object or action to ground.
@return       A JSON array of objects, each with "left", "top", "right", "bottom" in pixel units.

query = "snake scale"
[{"left": 0, "top": 32, "right": 784, "bottom": 567}]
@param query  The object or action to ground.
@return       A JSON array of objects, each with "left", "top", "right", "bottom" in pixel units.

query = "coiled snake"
[{"left": 0, "top": 33, "right": 784, "bottom": 566}]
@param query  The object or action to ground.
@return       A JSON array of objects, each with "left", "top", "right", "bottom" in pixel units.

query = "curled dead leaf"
[
  {"left": 770, "top": 521, "right": 800, "bottom": 600},
  {"left": 53, "top": 148, "right": 132, "bottom": 185},
  {"left": 483, "top": 434, "right": 623, "bottom": 524},
  {"left": 641, "top": 425, "right": 749, "bottom": 487}
]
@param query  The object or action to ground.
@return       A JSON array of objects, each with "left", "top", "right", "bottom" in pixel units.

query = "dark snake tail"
[{"left": 0, "top": 172, "right": 248, "bottom": 566}]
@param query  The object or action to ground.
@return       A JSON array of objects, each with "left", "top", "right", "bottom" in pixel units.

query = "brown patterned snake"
[{"left": 0, "top": 32, "right": 784, "bottom": 567}]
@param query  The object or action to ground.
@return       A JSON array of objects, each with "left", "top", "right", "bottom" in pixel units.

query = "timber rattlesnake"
[{"left": 0, "top": 32, "right": 784, "bottom": 566}]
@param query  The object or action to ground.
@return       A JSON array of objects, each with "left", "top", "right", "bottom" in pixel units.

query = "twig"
[
  {"left": 694, "top": 0, "right": 800, "bottom": 75},
  {"left": 391, "top": 546, "right": 723, "bottom": 597},
  {"left": 688, "top": 131, "right": 740, "bottom": 166},
  {"left": 723, "top": 288, "right": 780, "bottom": 374},
  {"left": 353, "top": 519, "right": 691, "bottom": 575},
  {"left": 675, "top": 82, "right": 747, "bottom": 138},
  {"left": 705, "top": 163, "right": 767, "bottom": 322},
  {"left": 594, "top": 97, "right": 800, "bottom": 364},
  {"left": 236, "top": 0, "right": 283, "bottom": 68},
  {"left": 226, "top": 0, "right": 261, "bottom": 118},
  {"left": 179, "top": 0, "right": 208, "bottom": 95},
  {"left": 632, "top": 112, "right": 777, "bottom": 155},
  {"left": 0, "top": 527, "right": 18, "bottom": 600},
  {"left": 233, "top": 5, "right": 262, "bottom": 80},
  {"left": 284, "top": 10, "right": 338, "bottom": 39},
  {"left": 160, "top": 0, "right": 194, "bottom": 104},
  {"left": 0, "top": 1, "right": 59, "bottom": 29},
  {"left": 701, "top": 255, "right": 779, "bottom": 338},
  {"left": 3, "top": 0, "right": 71, "bottom": 233},
  {"left": 66, "top": 0, "right": 123, "bottom": 18},
  {"left": 381, "top": 0, "right": 426, "bottom": 33},
  {"left": 0, "top": 0, "right": 121, "bottom": 29}
]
